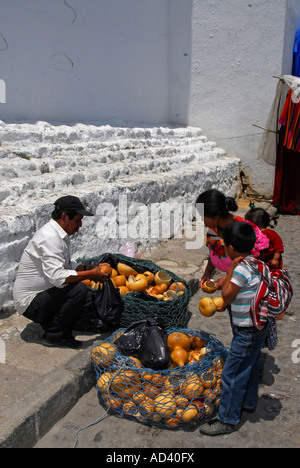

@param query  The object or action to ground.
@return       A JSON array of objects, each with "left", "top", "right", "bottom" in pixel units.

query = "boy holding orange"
[{"left": 200, "top": 221, "right": 269, "bottom": 436}]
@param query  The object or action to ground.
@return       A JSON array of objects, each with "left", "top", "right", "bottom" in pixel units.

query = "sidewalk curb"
[
  {"left": 0, "top": 286, "right": 201, "bottom": 448},
  {"left": 0, "top": 348, "right": 95, "bottom": 448}
]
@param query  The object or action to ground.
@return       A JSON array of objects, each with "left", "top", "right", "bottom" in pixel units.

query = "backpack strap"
[
  {"left": 241, "top": 258, "right": 272, "bottom": 288},
  {"left": 239, "top": 258, "right": 270, "bottom": 329},
  {"left": 241, "top": 258, "right": 293, "bottom": 329}
]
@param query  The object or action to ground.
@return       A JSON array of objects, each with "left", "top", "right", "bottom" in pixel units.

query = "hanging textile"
[
  {"left": 257, "top": 75, "right": 300, "bottom": 165},
  {"left": 272, "top": 77, "right": 300, "bottom": 214},
  {"left": 278, "top": 89, "right": 300, "bottom": 151},
  {"left": 257, "top": 79, "right": 285, "bottom": 166},
  {"left": 273, "top": 128, "right": 300, "bottom": 214}
]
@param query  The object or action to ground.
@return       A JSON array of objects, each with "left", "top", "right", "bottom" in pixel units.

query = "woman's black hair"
[
  {"left": 196, "top": 189, "right": 238, "bottom": 218},
  {"left": 245, "top": 208, "right": 271, "bottom": 229},
  {"left": 223, "top": 221, "right": 256, "bottom": 253}
]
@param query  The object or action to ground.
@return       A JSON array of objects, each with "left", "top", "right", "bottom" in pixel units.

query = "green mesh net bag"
[
  {"left": 91, "top": 327, "right": 228, "bottom": 430},
  {"left": 78, "top": 253, "right": 192, "bottom": 328}
]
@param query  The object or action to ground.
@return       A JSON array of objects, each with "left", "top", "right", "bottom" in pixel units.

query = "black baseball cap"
[{"left": 54, "top": 196, "right": 94, "bottom": 216}]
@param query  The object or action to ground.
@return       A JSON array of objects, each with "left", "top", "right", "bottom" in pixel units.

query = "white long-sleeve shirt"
[{"left": 13, "top": 219, "right": 79, "bottom": 315}]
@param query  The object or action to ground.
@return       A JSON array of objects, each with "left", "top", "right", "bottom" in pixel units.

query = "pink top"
[{"left": 206, "top": 217, "right": 270, "bottom": 272}]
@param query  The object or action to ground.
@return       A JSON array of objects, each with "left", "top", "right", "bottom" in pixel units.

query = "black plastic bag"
[
  {"left": 94, "top": 278, "right": 124, "bottom": 330},
  {"left": 87, "top": 253, "right": 119, "bottom": 270},
  {"left": 114, "top": 318, "right": 149, "bottom": 355},
  {"left": 115, "top": 317, "right": 171, "bottom": 370},
  {"left": 139, "top": 322, "right": 171, "bottom": 370}
]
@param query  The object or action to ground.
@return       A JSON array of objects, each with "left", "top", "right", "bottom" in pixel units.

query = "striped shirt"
[{"left": 230, "top": 255, "right": 262, "bottom": 327}]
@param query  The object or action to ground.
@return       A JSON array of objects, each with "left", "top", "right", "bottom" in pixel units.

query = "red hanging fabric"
[
  {"left": 278, "top": 89, "right": 300, "bottom": 151},
  {"left": 273, "top": 128, "right": 300, "bottom": 214}
]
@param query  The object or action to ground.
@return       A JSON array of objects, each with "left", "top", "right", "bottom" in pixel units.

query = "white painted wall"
[
  {"left": 184, "top": 0, "right": 299, "bottom": 198},
  {"left": 0, "top": 0, "right": 299, "bottom": 196},
  {"left": 0, "top": 0, "right": 171, "bottom": 124}
]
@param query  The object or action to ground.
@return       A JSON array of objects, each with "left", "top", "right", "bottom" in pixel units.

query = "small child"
[
  {"left": 199, "top": 222, "right": 269, "bottom": 436},
  {"left": 245, "top": 208, "right": 284, "bottom": 269}
]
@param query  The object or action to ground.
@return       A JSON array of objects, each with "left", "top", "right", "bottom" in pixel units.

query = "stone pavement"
[
  {"left": 0, "top": 231, "right": 207, "bottom": 448},
  {"left": 1, "top": 202, "right": 300, "bottom": 448}
]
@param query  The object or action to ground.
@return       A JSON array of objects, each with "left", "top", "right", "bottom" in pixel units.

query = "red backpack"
[{"left": 241, "top": 259, "right": 293, "bottom": 330}]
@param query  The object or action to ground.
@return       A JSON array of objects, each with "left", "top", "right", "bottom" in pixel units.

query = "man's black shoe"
[{"left": 41, "top": 336, "right": 82, "bottom": 349}]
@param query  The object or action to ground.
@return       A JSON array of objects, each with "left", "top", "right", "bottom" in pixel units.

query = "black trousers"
[{"left": 23, "top": 283, "right": 93, "bottom": 341}]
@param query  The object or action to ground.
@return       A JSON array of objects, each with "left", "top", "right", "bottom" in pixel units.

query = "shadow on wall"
[
  {"left": 168, "top": 0, "right": 193, "bottom": 126},
  {"left": 0, "top": 0, "right": 193, "bottom": 127},
  {"left": 281, "top": 0, "right": 300, "bottom": 74}
]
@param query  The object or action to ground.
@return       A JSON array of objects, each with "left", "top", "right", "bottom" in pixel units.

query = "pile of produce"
[
  {"left": 91, "top": 328, "right": 228, "bottom": 430},
  {"left": 83, "top": 262, "right": 187, "bottom": 301},
  {"left": 79, "top": 253, "right": 192, "bottom": 328}
]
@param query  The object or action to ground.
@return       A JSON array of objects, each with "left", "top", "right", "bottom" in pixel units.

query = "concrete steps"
[
  {"left": 0, "top": 124, "right": 226, "bottom": 208},
  {"left": 0, "top": 145, "right": 225, "bottom": 195},
  {"left": 0, "top": 121, "right": 240, "bottom": 312}
]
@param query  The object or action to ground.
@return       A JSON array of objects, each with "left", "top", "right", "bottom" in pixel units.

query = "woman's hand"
[
  {"left": 200, "top": 272, "right": 211, "bottom": 289},
  {"left": 200, "top": 258, "right": 215, "bottom": 288}
]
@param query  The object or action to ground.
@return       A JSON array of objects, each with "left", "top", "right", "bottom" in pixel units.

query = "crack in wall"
[
  {"left": 63, "top": 0, "right": 77, "bottom": 24},
  {"left": 0, "top": 33, "right": 8, "bottom": 52},
  {"left": 51, "top": 52, "right": 74, "bottom": 71}
]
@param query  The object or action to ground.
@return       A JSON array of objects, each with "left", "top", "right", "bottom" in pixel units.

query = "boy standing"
[{"left": 200, "top": 221, "right": 269, "bottom": 436}]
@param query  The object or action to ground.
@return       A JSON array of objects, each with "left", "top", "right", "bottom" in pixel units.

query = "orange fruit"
[{"left": 198, "top": 297, "right": 216, "bottom": 317}]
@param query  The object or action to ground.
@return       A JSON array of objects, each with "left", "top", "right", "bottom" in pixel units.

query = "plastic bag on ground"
[
  {"left": 114, "top": 316, "right": 171, "bottom": 370},
  {"left": 119, "top": 241, "right": 136, "bottom": 258}
]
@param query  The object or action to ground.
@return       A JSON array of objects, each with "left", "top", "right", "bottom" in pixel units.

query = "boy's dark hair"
[
  {"left": 223, "top": 221, "right": 256, "bottom": 253},
  {"left": 244, "top": 208, "right": 270, "bottom": 229}
]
